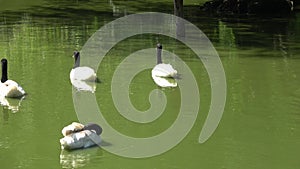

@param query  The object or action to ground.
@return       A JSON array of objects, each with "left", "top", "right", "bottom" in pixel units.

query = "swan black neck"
[
  {"left": 73, "top": 51, "right": 80, "bottom": 68},
  {"left": 156, "top": 43, "right": 162, "bottom": 64},
  {"left": 1, "top": 58, "right": 8, "bottom": 83}
]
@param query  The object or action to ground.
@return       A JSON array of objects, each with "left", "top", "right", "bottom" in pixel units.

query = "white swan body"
[
  {"left": 60, "top": 122, "right": 102, "bottom": 150},
  {"left": 0, "top": 59, "right": 26, "bottom": 98},
  {"left": 70, "top": 51, "right": 97, "bottom": 82},
  {"left": 60, "top": 130, "right": 101, "bottom": 150}
]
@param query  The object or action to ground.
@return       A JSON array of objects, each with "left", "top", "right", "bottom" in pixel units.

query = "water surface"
[{"left": 0, "top": 0, "right": 299, "bottom": 169}]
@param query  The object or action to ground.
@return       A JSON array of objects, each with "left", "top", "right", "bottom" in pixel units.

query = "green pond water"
[{"left": 0, "top": 0, "right": 299, "bottom": 169}]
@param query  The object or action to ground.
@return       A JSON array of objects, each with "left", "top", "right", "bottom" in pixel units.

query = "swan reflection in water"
[
  {"left": 0, "top": 96, "right": 25, "bottom": 113},
  {"left": 151, "top": 75, "right": 177, "bottom": 88},
  {"left": 71, "top": 79, "right": 96, "bottom": 93},
  {"left": 60, "top": 147, "right": 103, "bottom": 169}
]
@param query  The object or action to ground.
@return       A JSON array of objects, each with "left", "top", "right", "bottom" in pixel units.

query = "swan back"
[
  {"left": 70, "top": 67, "right": 97, "bottom": 81},
  {"left": 152, "top": 63, "right": 178, "bottom": 78}
]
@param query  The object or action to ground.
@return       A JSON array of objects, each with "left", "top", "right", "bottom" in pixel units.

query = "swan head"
[
  {"left": 73, "top": 51, "right": 80, "bottom": 59},
  {"left": 157, "top": 43, "right": 162, "bottom": 49},
  {"left": 73, "top": 51, "right": 80, "bottom": 68},
  {"left": 1, "top": 58, "right": 7, "bottom": 65},
  {"left": 1, "top": 58, "right": 8, "bottom": 83}
]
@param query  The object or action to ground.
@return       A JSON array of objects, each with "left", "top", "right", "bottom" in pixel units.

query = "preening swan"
[
  {"left": 70, "top": 51, "right": 97, "bottom": 82},
  {"left": 60, "top": 122, "right": 102, "bottom": 150},
  {"left": 151, "top": 44, "right": 177, "bottom": 78},
  {"left": 0, "top": 58, "right": 26, "bottom": 98},
  {"left": 151, "top": 44, "right": 178, "bottom": 87}
]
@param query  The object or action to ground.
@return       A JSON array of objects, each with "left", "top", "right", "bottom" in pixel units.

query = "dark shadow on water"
[
  {"left": 99, "top": 140, "right": 112, "bottom": 146},
  {"left": 183, "top": 5, "right": 300, "bottom": 59}
]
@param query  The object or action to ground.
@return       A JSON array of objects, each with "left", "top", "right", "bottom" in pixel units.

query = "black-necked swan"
[
  {"left": 0, "top": 58, "right": 26, "bottom": 98},
  {"left": 151, "top": 44, "right": 178, "bottom": 87},
  {"left": 151, "top": 44, "right": 177, "bottom": 78},
  {"left": 70, "top": 51, "right": 97, "bottom": 82},
  {"left": 60, "top": 122, "right": 102, "bottom": 150}
]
